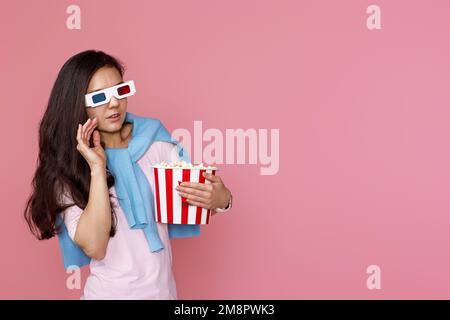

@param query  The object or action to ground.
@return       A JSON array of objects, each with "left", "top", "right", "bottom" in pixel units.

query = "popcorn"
[{"left": 153, "top": 160, "right": 217, "bottom": 170}]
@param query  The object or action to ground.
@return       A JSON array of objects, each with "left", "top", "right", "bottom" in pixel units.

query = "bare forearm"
[{"left": 74, "top": 167, "right": 111, "bottom": 259}]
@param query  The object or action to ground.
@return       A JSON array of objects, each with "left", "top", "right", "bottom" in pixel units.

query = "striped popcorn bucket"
[{"left": 152, "top": 166, "right": 217, "bottom": 224}]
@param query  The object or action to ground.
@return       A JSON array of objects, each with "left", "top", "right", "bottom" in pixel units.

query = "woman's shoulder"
[
  {"left": 129, "top": 113, "right": 163, "bottom": 130},
  {"left": 144, "top": 141, "right": 177, "bottom": 165},
  {"left": 150, "top": 140, "right": 176, "bottom": 151}
]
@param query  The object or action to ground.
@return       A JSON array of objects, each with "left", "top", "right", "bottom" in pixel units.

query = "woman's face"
[{"left": 85, "top": 66, "right": 128, "bottom": 133}]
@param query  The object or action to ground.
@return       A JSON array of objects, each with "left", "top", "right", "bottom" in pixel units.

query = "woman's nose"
[{"left": 108, "top": 96, "right": 120, "bottom": 107}]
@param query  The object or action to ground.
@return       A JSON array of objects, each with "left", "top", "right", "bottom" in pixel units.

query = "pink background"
[{"left": 2, "top": 0, "right": 450, "bottom": 299}]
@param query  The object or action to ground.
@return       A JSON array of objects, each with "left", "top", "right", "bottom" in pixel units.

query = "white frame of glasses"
[{"left": 85, "top": 80, "right": 136, "bottom": 107}]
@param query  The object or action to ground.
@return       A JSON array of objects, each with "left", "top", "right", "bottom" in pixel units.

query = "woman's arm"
[
  {"left": 72, "top": 167, "right": 111, "bottom": 260},
  {"left": 71, "top": 117, "right": 111, "bottom": 260},
  {"left": 212, "top": 192, "right": 232, "bottom": 214}
]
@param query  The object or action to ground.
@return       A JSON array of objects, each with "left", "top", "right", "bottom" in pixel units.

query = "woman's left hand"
[{"left": 175, "top": 172, "right": 231, "bottom": 213}]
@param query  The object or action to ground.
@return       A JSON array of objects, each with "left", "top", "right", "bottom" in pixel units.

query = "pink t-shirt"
[{"left": 60, "top": 141, "right": 228, "bottom": 300}]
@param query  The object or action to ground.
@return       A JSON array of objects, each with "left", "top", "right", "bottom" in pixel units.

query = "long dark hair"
[{"left": 24, "top": 50, "right": 125, "bottom": 240}]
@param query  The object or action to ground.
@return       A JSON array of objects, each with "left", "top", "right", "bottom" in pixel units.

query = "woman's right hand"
[{"left": 76, "top": 117, "right": 106, "bottom": 171}]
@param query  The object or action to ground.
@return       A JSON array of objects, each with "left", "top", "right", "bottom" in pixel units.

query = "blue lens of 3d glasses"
[{"left": 92, "top": 92, "right": 107, "bottom": 104}]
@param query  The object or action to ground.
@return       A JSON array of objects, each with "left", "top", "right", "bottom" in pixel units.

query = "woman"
[{"left": 24, "top": 50, "right": 232, "bottom": 299}]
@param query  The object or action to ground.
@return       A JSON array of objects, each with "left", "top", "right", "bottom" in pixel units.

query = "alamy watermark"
[
  {"left": 67, "top": 4, "right": 381, "bottom": 31},
  {"left": 367, "top": 5, "right": 381, "bottom": 30},
  {"left": 66, "top": 5, "right": 81, "bottom": 30},
  {"left": 66, "top": 265, "right": 81, "bottom": 290},
  {"left": 366, "top": 265, "right": 382, "bottom": 290},
  {"left": 171, "top": 121, "right": 280, "bottom": 176}
]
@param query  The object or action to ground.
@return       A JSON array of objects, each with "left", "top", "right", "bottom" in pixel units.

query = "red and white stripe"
[{"left": 152, "top": 167, "right": 216, "bottom": 224}]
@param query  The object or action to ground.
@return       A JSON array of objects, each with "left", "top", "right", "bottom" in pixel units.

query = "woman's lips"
[{"left": 107, "top": 113, "right": 121, "bottom": 122}]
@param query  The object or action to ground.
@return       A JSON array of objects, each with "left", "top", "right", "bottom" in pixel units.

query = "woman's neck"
[{"left": 100, "top": 122, "right": 133, "bottom": 149}]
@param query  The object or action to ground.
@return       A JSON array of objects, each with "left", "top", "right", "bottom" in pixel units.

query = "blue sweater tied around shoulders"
[{"left": 56, "top": 112, "right": 200, "bottom": 269}]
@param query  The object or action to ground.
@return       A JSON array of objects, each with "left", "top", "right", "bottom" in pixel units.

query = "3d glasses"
[{"left": 85, "top": 80, "right": 136, "bottom": 107}]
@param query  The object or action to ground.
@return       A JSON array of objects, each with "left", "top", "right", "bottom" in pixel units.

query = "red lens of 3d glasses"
[{"left": 117, "top": 84, "right": 131, "bottom": 96}]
